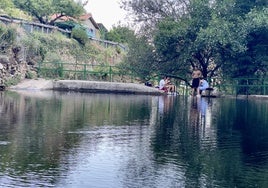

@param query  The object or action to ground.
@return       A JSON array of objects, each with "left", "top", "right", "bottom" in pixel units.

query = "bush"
[
  {"left": 71, "top": 27, "right": 88, "bottom": 45},
  {"left": 0, "top": 25, "right": 16, "bottom": 52}
]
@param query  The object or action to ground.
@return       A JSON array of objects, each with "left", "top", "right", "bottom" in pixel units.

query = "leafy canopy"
[
  {"left": 12, "top": 0, "right": 85, "bottom": 24},
  {"left": 120, "top": 0, "right": 268, "bottom": 83}
]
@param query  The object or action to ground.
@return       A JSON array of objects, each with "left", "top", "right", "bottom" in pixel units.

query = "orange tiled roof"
[
  {"left": 79, "top": 13, "right": 92, "bottom": 21},
  {"left": 79, "top": 13, "right": 99, "bottom": 29},
  {"left": 51, "top": 13, "right": 99, "bottom": 29},
  {"left": 51, "top": 14, "right": 77, "bottom": 21}
]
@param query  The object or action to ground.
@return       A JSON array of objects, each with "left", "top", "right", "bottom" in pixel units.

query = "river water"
[{"left": 0, "top": 91, "right": 267, "bottom": 188}]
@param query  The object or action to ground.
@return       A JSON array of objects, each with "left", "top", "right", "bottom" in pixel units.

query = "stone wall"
[{"left": 0, "top": 44, "right": 35, "bottom": 86}]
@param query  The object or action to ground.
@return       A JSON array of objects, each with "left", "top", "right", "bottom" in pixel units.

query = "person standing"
[{"left": 191, "top": 68, "right": 202, "bottom": 96}]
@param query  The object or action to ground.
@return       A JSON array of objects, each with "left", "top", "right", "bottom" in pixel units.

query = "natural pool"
[{"left": 0, "top": 91, "right": 267, "bottom": 188}]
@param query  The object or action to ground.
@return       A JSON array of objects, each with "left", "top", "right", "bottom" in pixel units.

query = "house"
[
  {"left": 52, "top": 13, "right": 102, "bottom": 40},
  {"left": 79, "top": 13, "right": 100, "bottom": 39}
]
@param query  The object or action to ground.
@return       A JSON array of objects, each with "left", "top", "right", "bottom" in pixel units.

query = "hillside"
[{"left": 0, "top": 16, "right": 125, "bottom": 87}]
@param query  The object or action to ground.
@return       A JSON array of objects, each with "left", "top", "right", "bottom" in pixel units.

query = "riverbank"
[{"left": 8, "top": 79, "right": 164, "bottom": 95}]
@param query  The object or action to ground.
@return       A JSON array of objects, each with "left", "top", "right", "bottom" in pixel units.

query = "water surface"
[{"left": 0, "top": 91, "right": 267, "bottom": 187}]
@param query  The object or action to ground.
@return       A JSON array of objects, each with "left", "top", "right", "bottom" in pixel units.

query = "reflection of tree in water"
[
  {"left": 151, "top": 96, "right": 222, "bottom": 187},
  {"left": 190, "top": 97, "right": 210, "bottom": 128},
  {"left": 0, "top": 92, "right": 154, "bottom": 186},
  {"left": 0, "top": 92, "right": 74, "bottom": 185},
  {"left": 156, "top": 96, "right": 181, "bottom": 152},
  {"left": 0, "top": 92, "right": 21, "bottom": 133},
  {"left": 153, "top": 96, "right": 180, "bottom": 149},
  {"left": 216, "top": 99, "right": 268, "bottom": 167},
  {"left": 119, "top": 95, "right": 182, "bottom": 187},
  {"left": 210, "top": 98, "right": 268, "bottom": 187}
]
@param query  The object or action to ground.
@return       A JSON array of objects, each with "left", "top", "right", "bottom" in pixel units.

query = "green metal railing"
[
  {"left": 38, "top": 61, "right": 131, "bottom": 82},
  {"left": 216, "top": 77, "right": 268, "bottom": 96},
  {"left": 176, "top": 77, "right": 268, "bottom": 96}
]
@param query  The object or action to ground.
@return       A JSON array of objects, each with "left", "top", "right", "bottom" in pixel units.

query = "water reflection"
[
  {"left": 0, "top": 91, "right": 268, "bottom": 187},
  {"left": 189, "top": 97, "right": 212, "bottom": 128},
  {"left": 157, "top": 95, "right": 177, "bottom": 117}
]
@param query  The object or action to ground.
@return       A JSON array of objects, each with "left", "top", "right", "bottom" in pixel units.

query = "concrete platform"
[{"left": 9, "top": 79, "right": 164, "bottom": 95}]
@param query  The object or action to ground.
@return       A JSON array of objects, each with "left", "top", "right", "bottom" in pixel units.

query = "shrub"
[
  {"left": 71, "top": 27, "right": 88, "bottom": 45},
  {"left": 0, "top": 25, "right": 16, "bottom": 52}
]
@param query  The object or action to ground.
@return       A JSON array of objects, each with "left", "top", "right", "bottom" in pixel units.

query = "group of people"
[
  {"left": 159, "top": 76, "right": 176, "bottom": 93},
  {"left": 191, "top": 68, "right": 209, "bottom": 97},
  {"left": 156, "top": 68, "right": 209, "bottom": 96}
]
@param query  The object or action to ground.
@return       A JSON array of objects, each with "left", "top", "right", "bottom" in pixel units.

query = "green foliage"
[
  {"left": 55, "top": 21, "right": 76, "bottom": 30},
  {"left": 55, "top": 62, "right": 64, "bottom": 77},
  {"left": 25, "top": 70, "right": 36, "bottom": 79},
  {"left": 12, "top": 0, "right": 85, "bottom": 24},
  {"left": 0, "top": 0, "right": 30, "bottom": 19},
  {"left": 226, "top": 8, "right": 268, "bottom": 78},
  {"left": 0, "top": 24, "right": 16, "bottom": 52},
  {"left": 233, "top": 0, "right": 268, "bottom": 15},
  {"left": 71, "top": 27, "right": 88, "bottom": 45},
  {"left": 39, "top": 61, "right": 63, "bottom": 78},
  {"left": 4, "top": 75, "right": 21, "bottom": 87},
  {"left": 106, "top": 26, "right": 135, "bottom": 43},
  {"left": 246, "top": 7, "right": 268, "bottom": 29},
  {"left": 21, "top": 32, "right": 45, "bottom": 62},
  {"left": 121, "top": 0, "right": 187, "bottom": 31},
  {"left": 154, "top": 18, "right": 186, "bottom": 60},
  {"left": 122, "top": 34, "right": 157, "bottom": 81},
  {"left": 0, "top": 0, "right": 14, "bottom": 10},
  {"left": 21, "top": 31, "right": 74, "bottom": 66},
  {"left": 122, "top": 0, "right": 268, "bottom": 83}
]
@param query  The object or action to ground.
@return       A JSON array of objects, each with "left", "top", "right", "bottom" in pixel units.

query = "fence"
[
  {"left": 170, "top": 77, "right": 268, "bottom": 96},
  {"left": 37, "top": 61, "right": 136, "bottom": 83},
  {"left": 215, "top": 77, "right": 268, "bottom": 96}
]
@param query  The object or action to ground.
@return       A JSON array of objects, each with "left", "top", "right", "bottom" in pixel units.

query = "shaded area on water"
[{"left": 0, "top": 91, "right": 268, "bottom": 187}]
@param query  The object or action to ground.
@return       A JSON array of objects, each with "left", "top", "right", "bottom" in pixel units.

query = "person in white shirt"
[
  {"left": 197, "top": 79, "right": 209, "bottom": 97},
  {"left": 159, "top": 76, "right": 167, "bottom": 91},
  {"left": 159, "top": 76, "right": 176, "bottom": 93}
]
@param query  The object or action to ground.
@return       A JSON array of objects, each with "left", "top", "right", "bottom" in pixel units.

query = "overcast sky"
[{"left": 85, "top": 0, "right": 128, "bottom": 30}]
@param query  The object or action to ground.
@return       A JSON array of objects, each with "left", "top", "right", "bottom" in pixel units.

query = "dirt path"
[{"left": 9, "top": 79, "right": 53, "bottom": 90}]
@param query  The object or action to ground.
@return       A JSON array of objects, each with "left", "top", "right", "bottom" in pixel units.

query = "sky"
[{"left": 85, "top": 0, "right": 128, "bottom": 30}]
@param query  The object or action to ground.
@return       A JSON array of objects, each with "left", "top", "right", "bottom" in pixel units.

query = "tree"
[
  {"left": 0, "top": 0, "right": 14, "bottom": 11},
  {"left": 153, "top": 18, "right": 190, "bottom": 80},
  {"left": 12, "top": 0, "right": 85, "bottom": 25},
  {"left": 120, "top": 0, "right": 189, "bottom": 35},
  {"left": 233, "top": 0, "right": 268, "bottom": 15},
  {"left": 0, "top": 0, "right": 28, "bottom": 18},
  {"left": 106, "top": 26, "right": 135, "bottom": 43},
  {"left": 224, "top": 7, "right": 268, "bottom": 78},
  {"left": 122, "top": 34, "right": 157, "bottom": 82},
  {"left": 123, "top": 0, "right": 242, "bottom": 82},
  {"left": 121, "top": 0, "right": 268, "bottom": 85},
  {"left": 121, "top": 0, "right": 229, "bottom": 82}
]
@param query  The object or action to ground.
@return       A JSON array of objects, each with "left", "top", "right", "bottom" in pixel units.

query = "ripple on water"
[{"left": 0, "top": 141, "right": 11, "bottom": 145}]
